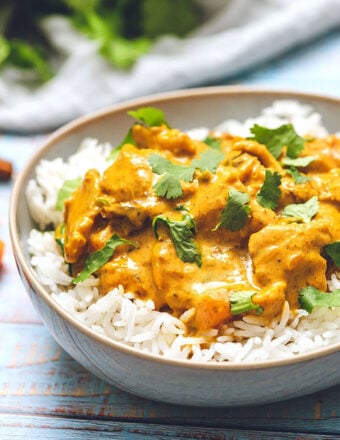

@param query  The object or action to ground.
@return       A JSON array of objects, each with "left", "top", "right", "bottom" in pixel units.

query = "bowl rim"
[{"left": 9, "top": 85, "right": 340, "bottom": 371}]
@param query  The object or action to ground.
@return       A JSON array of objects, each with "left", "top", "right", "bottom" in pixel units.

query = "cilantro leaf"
[
  {"left": 148, "top": 154, "right": 195, "bottom": 199},
  {"left": 282, "top": 156, "right": 315, "bottom": 167},
  {"left": 152, "top": 213, "right": 202, "bottom": 267},
  {"left": 128, "top": 107, "right": 169, "bottom": 127},
  {"left": 153, "top": 174, "right": 183, "bottom": 199},
  {"left": 149, "top": 150, "right": 223, "bottom": 200},
  {"left": 203, "top": 136, "right": 221, "bottom": 150},
  {"left": 216, "top": 188, "right": 250, "bottom": 231},
  {"left": 282, "top": 156, "right": 314, "bottom": 184},
  {"left": 230, "top": 290, "right": 264, "bottom": 316},
  {"left": 56, "top": 178, "right": 82, "bottom": 211},
  {"left": 298, "top": 286, "right": 340, "bottom": 313},
  {"left": 282, "top": 196, "right": 319, "bottom": 223},
  {"left": 249, "top": 124, "right": 305, "bottom": 159},
  {"left": 148, "top": 155, "right": 194, "bottom": 180},
  {"left": 256, "top": 170, "right": 282, "bottom": 210},
  {"left": 72, "top": 234, "right": 135, "bottom": 283},
  {"left": 324, "top": 241, "right": 340, "bottom": 268},
  {"left": 286, "top": 166, "right": 309, "bottom": 184},
  {"left": 192, "top": 149, "right": 224, "bottom": 173}
]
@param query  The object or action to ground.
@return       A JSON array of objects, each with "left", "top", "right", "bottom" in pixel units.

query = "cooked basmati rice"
[{"left": 27, "top": 101, "right": 340, "bottom": 363}]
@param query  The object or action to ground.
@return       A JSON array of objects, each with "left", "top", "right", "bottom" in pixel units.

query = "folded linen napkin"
[{"left": 0, "top": 0, "right": 339, "bottom": 132}]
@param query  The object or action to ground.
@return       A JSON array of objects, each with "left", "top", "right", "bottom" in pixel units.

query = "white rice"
[{"left": 26, "top": 100, "right": 340, "bottom": 362}]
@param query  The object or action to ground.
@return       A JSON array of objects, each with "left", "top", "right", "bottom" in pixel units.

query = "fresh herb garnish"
[
  {"left": 127, "top": 107, "right": 169, "bottom": 127},
  {"left": 108, "top": 106, "right": 168, "bottom": 161},
  {"left": 230, "top": 290, "right": 264, "bottom": 315},
  {"left": 152, "top": 212, "right": 202, "bottom": 267},
  {"left": 256, "top": 170, "right": 282, "bottom": 210},
  {"left": 282, "top": 196, "right": 319, "bottom": 223},
  {"left": 282, "top": 156, "right": 315, "bottom": 167},
  {"left": 56, "top": 177, "right": 82, "bottom": 211},
  {"left": 299, "top": 286, "right": 340, "bottom": 313},
  {"left": 249, "top": 124, "right": 305, "bottom": 159},
  {"left": 324, "top": 241, "right": 340, "bottom": 268},
  {"left": 148, "top": 149, "right": 223, "bottom": 199},
  {"left": 203, "top": 136, "right": 221, "bottom": 150},
  {"left": 148, "top": 154, "right": 195, "bottom": 199},
  {"left": 72, "top": 234, "right": 135, "bottom": 283},
  {"left": 282, "top": 156, "right": 314, "bottom": 184},
  {"left": 286, "top": 167, "right": 310, "bottom": 184},
  {"left": 216, "top": 188, "right": 250, "bottom": 231},
  {"left": 0, "top": 1, "right": 200, "bottom": 81},
  {"left": 192, "top": 149, "right": 224, "bottom": 173},
  {"left": 0, "top": 36, "right": 53, "bottom": 83}
]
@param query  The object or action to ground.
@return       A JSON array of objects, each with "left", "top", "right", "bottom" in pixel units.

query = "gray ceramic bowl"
[{"left": 9, "top": 87, "right": 340, "bottom": 407}]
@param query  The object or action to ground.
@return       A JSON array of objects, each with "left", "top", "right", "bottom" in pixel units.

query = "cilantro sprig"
[
  {"left": 230, "top": 290, "right": 264, "bottom": 315},
  {"left": 152, "top": 212, "right": 202, "bottom": 267},
  {"left": 216, "top": 188, "right": 250, "bottom": 231},
  {"left": 249, "top": 124, "right": 305, "bottom": 159},
  {"left": 282, "top": 196, "right": 319, "bottom": 223},
  {"left": 72, "top": 234, "right": 136, "bottom": 283},
  {"left": 256, "top": 170, "right": 282, "bottom": 210},
  {"left": 1, "top": 1, "right": 200, "bottom": 82},
  {"left": 299, "top": 286, "right": 340, "bottom": 313}
]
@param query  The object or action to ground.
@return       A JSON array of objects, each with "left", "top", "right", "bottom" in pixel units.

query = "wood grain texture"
[
  {"left": 1, "top": 322, "right": 339, "bottom": 435},
  {"left": 0, "top": 413, "right": 338, "bottom": 440}
]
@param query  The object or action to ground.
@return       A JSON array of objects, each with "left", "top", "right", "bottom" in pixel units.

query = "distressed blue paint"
[
  {"left": 0, "top": 322, "right": 339, "bottom": 435},
  {"left": 0, "top": 414, "right": 337, "bottom": 440}
]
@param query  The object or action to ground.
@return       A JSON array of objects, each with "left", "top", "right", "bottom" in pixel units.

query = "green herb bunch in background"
[{"left": 0, "top": 0, "right": 202, "bottom": 83}]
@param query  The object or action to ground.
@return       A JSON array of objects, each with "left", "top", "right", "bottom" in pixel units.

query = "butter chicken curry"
[{"left": 57, "top": 108, "right": 340, "bottom": 333}]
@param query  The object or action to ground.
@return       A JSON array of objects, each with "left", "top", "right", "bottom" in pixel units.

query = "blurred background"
[{"left": 0, "top": 0, "right": 339, "bottom": 132}]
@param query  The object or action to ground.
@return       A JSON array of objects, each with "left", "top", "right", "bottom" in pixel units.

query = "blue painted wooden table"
[{"left": 1, "top": 29, "right": 339, "bottom": 439}]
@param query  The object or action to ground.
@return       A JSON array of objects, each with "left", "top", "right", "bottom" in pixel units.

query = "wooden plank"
[
  {"left": 1, "top": 322, "right": 339, "bottom": 435},
  {"left": 0, "top": 413, "right": 336, "bottom": 440}
]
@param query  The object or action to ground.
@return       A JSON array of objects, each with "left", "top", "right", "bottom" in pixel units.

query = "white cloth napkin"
[{"left": 0, "top": 0, "right": 339, "bottom": 132}]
